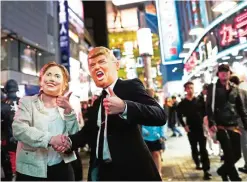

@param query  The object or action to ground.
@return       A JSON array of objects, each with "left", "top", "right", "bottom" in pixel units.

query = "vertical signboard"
[
  {"left": 156, "top": 0, "right": 182, "bottom": 64},
  {"left": 58, "top": 0, "right": 70, "bottom": 73}
]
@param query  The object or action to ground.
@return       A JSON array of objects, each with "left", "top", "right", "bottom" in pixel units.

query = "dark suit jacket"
[
  {"left": 168, "top": 102, "right": 179, "bottom": 128},
  {"left": 69, "top": 78, "right": 167, "bottom": 181}
]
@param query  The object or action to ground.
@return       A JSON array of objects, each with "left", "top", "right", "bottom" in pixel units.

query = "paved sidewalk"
[
  {"left": 80, "top": 128, "right": 247, "bottom": 181},
  {"left": 161, "top": 130, "right": 247, "bottom": 181}
]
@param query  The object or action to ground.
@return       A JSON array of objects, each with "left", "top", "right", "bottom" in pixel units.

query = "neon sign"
[
  {"left": 184, "top": 52, "right": 197, "bottom": 72},
  {"left": 58, "top": 0, "right": 70, "bottom": 73},
  {"left": 219, "top": 11, "right": 247, "bottom": 46},
  {"left": 235, "top": 11, "right": 247, "bottom": 37}
]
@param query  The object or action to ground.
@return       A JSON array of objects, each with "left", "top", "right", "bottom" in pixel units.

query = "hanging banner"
[
  {"left": 156, "top": 0, "right": 182, "bottom": 63},
  {"left": 58, "top": 0, "right": 70, "bottom": 73}
]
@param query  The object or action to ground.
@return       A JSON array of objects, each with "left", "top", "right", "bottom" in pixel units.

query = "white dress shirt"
[{"left": 96, "top": 78, "right": 127, "bottom": 161}]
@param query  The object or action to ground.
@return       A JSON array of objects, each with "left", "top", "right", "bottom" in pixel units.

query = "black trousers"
[
  {"left": 70, "top": 151, "right": 83, "bottom": 181},
  {"left": 96, "top": 160, "right": 115, "bottom": 181},
  {"left": 187, "top": 131, "right": 210, "bottom": 172},
  {"left": 16, "top": 161, "right": 74, "bottom": 181},
  {"left": 216, "top": 129, "right": 241, "bottom": 181},
  {"left": 1, "top": 146, "right": 12, "bottom": 181}
]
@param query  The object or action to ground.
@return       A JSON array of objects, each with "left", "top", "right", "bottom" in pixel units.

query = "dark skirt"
[{"left": 145, "top": 140, "right": 165, "bottom": 152}]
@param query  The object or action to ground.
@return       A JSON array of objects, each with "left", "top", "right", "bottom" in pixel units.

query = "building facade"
[
  {"left": 1, "top": 1, "right": 59, "bottom": 96},
  {"left": 182, "top": 1, "right": 247, "bottom": 94}
]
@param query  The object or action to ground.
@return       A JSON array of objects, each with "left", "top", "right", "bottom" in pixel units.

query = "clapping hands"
[{"left": 49, "top": 135, "right": 71, "bottom": 153}]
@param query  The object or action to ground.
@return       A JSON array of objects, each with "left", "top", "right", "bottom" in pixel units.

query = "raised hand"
[
  {"left": 103, "top": 88, "right": 125, "bottom": 115},
  {"left": 56, "top": 92, "right": 73, "bottom": 114},
  {"left": 210, "top": 125, "right": 217, "bottom": 133}
]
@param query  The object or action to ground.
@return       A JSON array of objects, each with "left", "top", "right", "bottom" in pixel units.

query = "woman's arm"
[
  {"left": 64, "top": 111, "right": 80, "bottom": 135},
  {"left": 12, "top": 97, "right": 52, "bottom": 148}
]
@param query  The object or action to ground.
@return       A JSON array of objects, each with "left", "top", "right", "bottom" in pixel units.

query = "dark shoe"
[
  {"left": 217, "top": 169, "right": 229, "bottom": 181},
  {"left": 171, "top": 134, "right": 176, "bottom": 137},
  {"left": 221, "top": 175, "right": 230, "bottom": 181},
  {"left": 196, "top": 165, "right": 203, "bottom": 170},
  {"left": 238, "top": 167, "right": 247, "bottom": 174},
  {"left": 178, "top": 134, "right": 183, "bottom": 137},
  {"left": 229, "top": 175, "right": 242, "bottom": 181},
  {"left": 203, "top": 172, "right": 212, "bottom": 180}
]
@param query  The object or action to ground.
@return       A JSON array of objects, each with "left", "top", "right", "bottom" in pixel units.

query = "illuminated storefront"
[
  {"left": 106, "top": 1, "right": 163, "bottom": 89},
  {"left": 58, "top": 0, "right": 100, "bottom": 101},
  {"left": 183, "top": 2, "right": 247, "bottom": 91}
]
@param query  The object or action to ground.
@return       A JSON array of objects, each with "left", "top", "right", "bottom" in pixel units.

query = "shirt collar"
[{"left": 104, "top": 78, "right": 118, "bottom": 95}]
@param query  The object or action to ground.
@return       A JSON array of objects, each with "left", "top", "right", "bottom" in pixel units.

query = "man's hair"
[
  {"left": 203, "top": 83, "right": 209, "bottom": 91},
  {"left": 88, "top": 46, "right": 117, "bottom": 62},
  {"left": 184, "top": 81, "right": 194, "bottom": 89},
  {"left": 230, "top": 75, "right": 240, "bottom": 85},
  {"left": 171, "top": 96, "right": 176, "bottom": 99}
]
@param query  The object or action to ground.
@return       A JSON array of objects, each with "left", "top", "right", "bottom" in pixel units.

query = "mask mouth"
[
  {"left": 96, "top": 71, "right": 104, "bottom": 80},
  {"left": 46, "top": 82, "right": 56, "bottom": 87}
]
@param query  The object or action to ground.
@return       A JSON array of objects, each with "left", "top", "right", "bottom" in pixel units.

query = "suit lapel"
[
  {"left": 113, "top": 79, "right": 123, "bottom": 97},
  {"left": 93, "top": 95, "right": 102, "bottom": 128}
]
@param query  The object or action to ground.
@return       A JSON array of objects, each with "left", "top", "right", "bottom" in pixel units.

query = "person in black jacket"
[
  {"left": 230, "top": 75, "right": 247, "bottom": 174},
  {"left": 53, "top": 47, "right": 167, "bottom": 181},
  {"left": 177, "top": 81, "right": 211, "bottom": 180},
  {"left": 207, "top": 64, "right": 247, "bottom": 181},
  {"left": 1, "top": 79, "right": 20, "bottom": 179},
  {"left": 169, "top": 96, "right": 182, "bottom": 137}
]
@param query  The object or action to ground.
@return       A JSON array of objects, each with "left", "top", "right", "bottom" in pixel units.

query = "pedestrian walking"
[
  {"left": 177, "top": 81, "right": 211, "bottom": 180},
  {"left": 169, "top": 96, "right": 183, "bottom": 137},
  {"left": 142, "top": 125, "right": 166, "bottom": 177},
  {"left": 143, "top": 89, "right": 166, "bottom": 177},
  {"left": 207, "top": 64, "right": 247, "bottom": 181},
  {"left": 230, "top": 75, "right": 247, "bottom": 174}
]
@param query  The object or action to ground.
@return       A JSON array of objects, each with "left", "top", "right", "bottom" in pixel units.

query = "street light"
[
  {"left": 212, "top": 1, "right": 237, "bottom": 14},
  {"left": 137, "top": 28, "right": 154, "bottom": 89},
  {"left": 137, "top": 28, "right": 153, "bottom": 56},
  {"left": 112, "top": 0, "right": 148, "bottom": 6}
]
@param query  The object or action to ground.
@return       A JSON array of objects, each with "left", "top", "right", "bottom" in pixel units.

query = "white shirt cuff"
[{"left": 119, "top": 102, "right": 127, "bottom": 120}]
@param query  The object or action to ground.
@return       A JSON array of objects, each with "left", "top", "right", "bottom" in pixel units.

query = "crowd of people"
[
  {"left": 1, "top": 46, "right": 247, "bottom": 181},
  {"left": 161, "top": 63, "right": 247, "bottom": 181}
]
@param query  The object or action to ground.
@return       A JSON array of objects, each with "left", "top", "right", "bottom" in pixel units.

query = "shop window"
[
  {"left": 1, "top": 38, "right": 8, "bottom": 70},
  {"left": 20, "top": 43, "right": 37, "bottom": 76},
  {"left": 1, "top": 38, "right": 19, "bottom": 71},
  {"left": 37, "top": 51, "right": 55, "bottom": 74},
  {"left": 9, "top": 38, "right": 19, "bottom": 71}
]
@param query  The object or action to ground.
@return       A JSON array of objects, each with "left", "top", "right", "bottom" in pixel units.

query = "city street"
[
  {"left": 1, "top": 1, "right": 247, "bottom": 181},
  {"left": 81, "top": 128, "right": 247, "bottom": 181}
]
